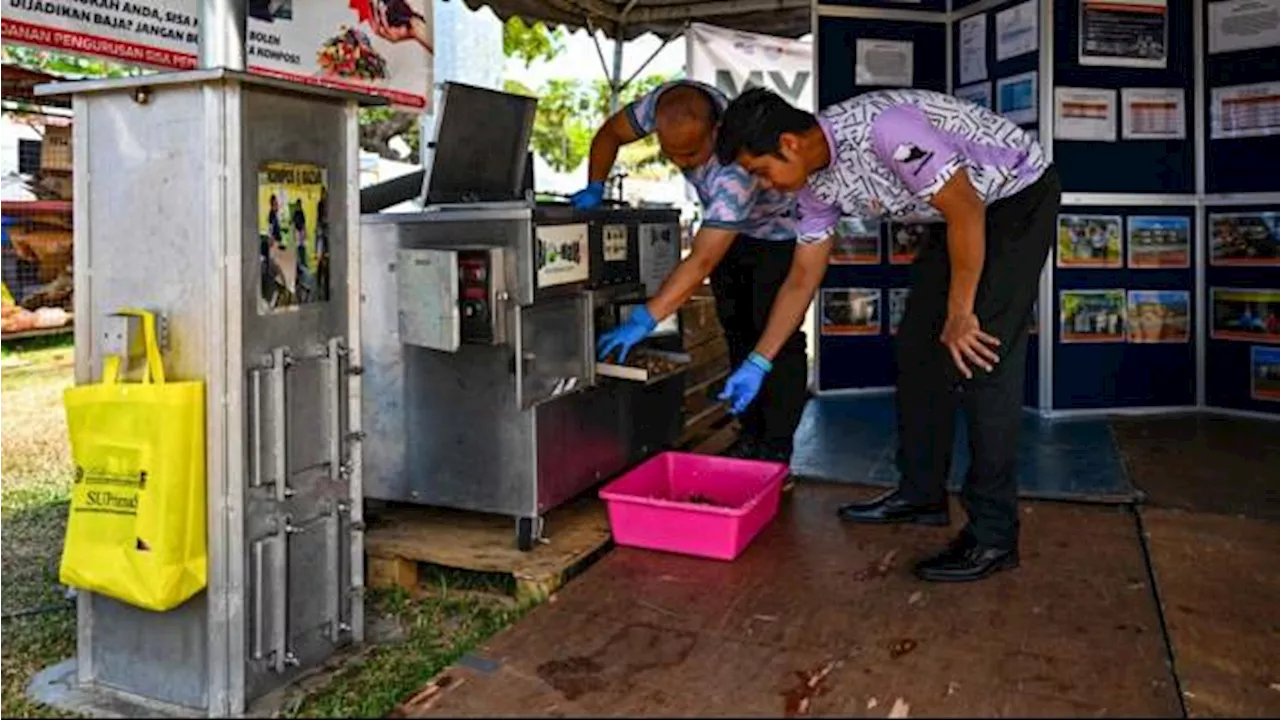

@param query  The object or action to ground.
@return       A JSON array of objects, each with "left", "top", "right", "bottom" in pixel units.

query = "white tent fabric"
[{"left": 454, "top": 0, "right": 812, "bottom": 41}]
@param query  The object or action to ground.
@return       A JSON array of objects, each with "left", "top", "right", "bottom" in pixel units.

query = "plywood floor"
[
  {"left": 395, "top": 485, "right": 1184, "bottom": 718},
  {"left": 1141, "top": 508, "right": 1280, "bottom": 718}
]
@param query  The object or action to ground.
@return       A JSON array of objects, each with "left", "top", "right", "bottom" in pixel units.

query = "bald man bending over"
[{"left": 575, "top": 81, "right": 808, "bottom": 464}]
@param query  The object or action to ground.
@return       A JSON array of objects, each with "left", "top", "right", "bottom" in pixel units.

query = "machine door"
[{"left": 515, "top": 295, "right": 593, "bottom": 409}]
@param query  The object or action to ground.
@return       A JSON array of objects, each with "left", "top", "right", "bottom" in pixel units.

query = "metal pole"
[
  {"left": 608, "top": 25, "right": 625, "bottom": 114},
  {"left": 198, "top": 0, "right": 248, "bottom": 71}
]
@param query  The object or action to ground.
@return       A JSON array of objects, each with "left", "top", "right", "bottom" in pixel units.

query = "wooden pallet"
[
  {"left": 364, "top": 496, "right": 612, "bottom": 604},
  {"left": 678, "top": 401, "right": 739, "bottom": 456}
]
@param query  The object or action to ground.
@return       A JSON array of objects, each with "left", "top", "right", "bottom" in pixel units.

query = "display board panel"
[
  {"left": 1051, "top": 0, "right": 1196, "bottom": 194},
  {"left": 1204, "top": 204, "right": 1280, "bottom": 414},
  {"left": 816, "top": 15, "right": 948, "bottom": 391},
  {"left": 1052, "top": 206, "right": 1198, "bottom": 409},
  {"left": 1202, "top": 2, "right": 1280, "bottom": 194}
]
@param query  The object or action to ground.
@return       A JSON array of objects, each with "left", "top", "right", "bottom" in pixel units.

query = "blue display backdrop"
[
  {"left": 1203, "top": 4, "right": 1280, "bottom": 193},
  {"left": 816, "top": 15, "right": 947, "bottom": 390},
  {"left": 1051, "top": 206, "right": 1198, "bottom": 409},
  {"left": 1052, "top": 0, "right": 1196, "bottom": 194},
  {"left": 949, "top": 0, "right": 1045, "bottom": 407},
  {"left": 1203, "top": 205, "right": 1280, "bottom": 414}
]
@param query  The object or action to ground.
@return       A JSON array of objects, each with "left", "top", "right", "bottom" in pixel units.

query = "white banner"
[
  {"left": 2, "top": 0, "right": 433, "bottom": 110},
  {"left": 686, "top": 22, "right": 813, "bottom": 111}
]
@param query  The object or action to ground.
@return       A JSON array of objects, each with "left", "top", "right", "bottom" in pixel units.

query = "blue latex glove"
[
  {"left": 719, "top": 352, "right": 772, "bottom": 415},
  {"left": 597, "top": 305, "right": 657, "bottom": 362},
  {"left": 569, "top": 181, "right": 606, "bottom": 210}
]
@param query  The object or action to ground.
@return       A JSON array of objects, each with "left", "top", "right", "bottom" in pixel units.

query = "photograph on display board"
[
  {"left": 829, "top": 217, "right": 882, "bottom": 265},
  {"left": 1211, "top": 288, "right": 1280, "bottom": 342},
  {"left": 1057, "top": 214, "right": 1123, "bottom": 268},
  {"left": 1252, "top": 346, "right": 1280, "bottom": 402},
  {"left": 258, "top": 162, "right": 331, "bottom": 313},
  {"left": 821, "top": 288, "right": 882, "bottom": 336},
  {"left": 1127, "top": 216, "right": 1191, "bottom": 269},
  {"left": 1060, "top": 289, "right": 1127, "bottom": 343},
  {"left": 996, "top": 71, "right": 1039, "bottom": 126},
  {"left": 1127, "top": 290, "right": 1190, "bottom": 343},
  {"left": 889, "top": 288, "right": 910, "bottom": 335},
  {"left": 1078, "top": 0, "right": 1169, "bottom": 69},
  {"left": 887, "top": 220, "right": 943, "bottom": 265},
  {"left": 1208, "top": 212, "right": 1280, "bottom": 266}
]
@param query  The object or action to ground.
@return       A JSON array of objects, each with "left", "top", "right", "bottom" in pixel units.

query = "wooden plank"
[
  {"left": 689, "top": 421, "right": 738, "bottom": 456},
  {"left": 365, "top": 496, "right": 612, "bottom": 603},
  {"left": 1141, "top": 508, "right": 1280, "bottom": 718},
  {"left": 397, "top": 488, "right": 1182, "bottom": 719}
]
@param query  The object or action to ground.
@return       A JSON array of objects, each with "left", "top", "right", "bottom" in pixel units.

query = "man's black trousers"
[
  {"left": 893, "top": 166, "right": 1061, "bottom": 549},
  {"left": 708, "top": 235, "right": 810, "bottom": 457}
]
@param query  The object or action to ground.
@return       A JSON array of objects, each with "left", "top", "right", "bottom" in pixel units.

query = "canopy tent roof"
[{"left": 455, "top": 0, "right": 812, "bottom": 41}]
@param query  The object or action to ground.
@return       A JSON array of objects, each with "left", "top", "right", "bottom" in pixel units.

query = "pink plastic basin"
[{"left": 598, "top": 451, "right": 789, "bottom": 561}]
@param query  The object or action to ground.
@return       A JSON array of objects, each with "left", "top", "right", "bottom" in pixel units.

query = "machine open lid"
[{"left": 422, "top": 82, "right": 538, "bottom": 206}]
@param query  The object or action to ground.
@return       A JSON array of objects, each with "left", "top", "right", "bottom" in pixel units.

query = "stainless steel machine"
[
  {"left": 33, "top": 69, "right": 368, "bottom": 717},
  {"left": 361, "top": 83, "right": 687, "bottom": 549}
]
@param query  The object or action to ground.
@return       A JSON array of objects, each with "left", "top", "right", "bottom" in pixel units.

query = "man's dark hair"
[{"left": 715, "top": 87, "right": 818, "bottom": 164}]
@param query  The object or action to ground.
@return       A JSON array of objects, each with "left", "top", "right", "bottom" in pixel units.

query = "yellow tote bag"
[{"left": 59, "top": 309, "right": 207, "bottom": 612}]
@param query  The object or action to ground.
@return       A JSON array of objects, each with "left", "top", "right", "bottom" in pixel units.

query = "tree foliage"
[
  {"left": 1, "top": 45, "right": 137, "bottom": 79},
  {"left": 509, "top": 69, "right": 676, "bottom": 179},
  {"left": 503, "top": 17, "right": 565, "bottom": 68}
]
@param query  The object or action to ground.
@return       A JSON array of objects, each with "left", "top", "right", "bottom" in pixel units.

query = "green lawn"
[{"left": 1, "top": 336, "right": 527, "bottom": 718}]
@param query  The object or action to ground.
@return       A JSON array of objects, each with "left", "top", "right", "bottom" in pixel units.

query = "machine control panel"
[
  {"left": 588, "top": 221, "right": 641, "bottom": 289},
  {"left": 457, "top": 250, "right": 494, "bottom": 343}
]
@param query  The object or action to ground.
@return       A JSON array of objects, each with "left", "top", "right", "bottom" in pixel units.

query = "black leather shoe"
[
  {"left": 912, "top": 537, "right": 1019, "bottom": 583},
  {"left": 836, "top": 490, "right": 950, "bottom": 526}
]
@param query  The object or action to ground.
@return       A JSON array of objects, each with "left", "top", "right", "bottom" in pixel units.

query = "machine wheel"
[{"left": 516, "top": 516, "right": 540, "bottom": 552}]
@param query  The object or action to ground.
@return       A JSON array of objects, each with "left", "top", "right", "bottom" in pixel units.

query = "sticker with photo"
[
  {"left": 1057, "top": 214, "right": 1123, "bottom": 268},
  {"left": 1059, "top": 289, "right": 1126, "bottom": 343},
  {"left": 887, "top": 220, "right": 943, "bottom": 265},
  {"left": 1127, "top": 216, "right": 1190, "bottom": 269},
  {"left": 1210, "top": 287, "right": 1280, "bottom": 342},
  {"left": 829, "top": 217, "right": 882, "bottom": 265},
  {"left": 821, "top": 288, "right": 882, "bottom": 336},
  {"left": 1251, "top": 346, "right": 1280, "bottom": 402},
  {"left": 1126, "top": 290, "right": 1190, "bottom": 343},
  {"left": 888, "top": 288, "right": 910, "bottom": 335},
  {"left": 1208, "top": 212, "right": 1280, "bottom": 267}
]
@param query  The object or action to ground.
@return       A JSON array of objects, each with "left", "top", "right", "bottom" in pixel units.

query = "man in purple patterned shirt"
[
  {"left": 571, "top": 80, "right": 808, "bottom": 464},
  {"left": 714, "top": 87, "right": 1061, "bottom": 583}
]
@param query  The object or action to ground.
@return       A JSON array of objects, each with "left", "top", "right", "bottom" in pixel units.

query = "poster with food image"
[
  {"left": 1059, "top": 289, "right": 1126, "bottom": 343},
  {"left": 1057, "top": 214, "right": 1123, "bottom": 268},
  {"left": 888, "top": 220, "right": 943, "bottom": 265},
  {"left": 889, "top": 288, "right": 910, "bottom": 335},
  {"left": 258, "top": 162, "right": 330, "bottom": 313},
  {"left": 536, "top": 224, "right": 590, "bottom": 289},
  {"left": 1211, "top": 287, "right": 1280, "bottom": 342},
  {"left": 1126, "top": 290, "right": 1190, "bottom": 343},
  {"left": 830, "top": 217, "right": 881, "bottom": 265},
  {"left": 1251, "top": 346, "right": 1280, "bottom": 402},
  {"left": 821, "top": 288, "right": 882, "bottom": 336},
  {"left": 1208, "top": 212, "right": 1280, "bottom": 266},
  {"left": 1127, "top": 216, "right": 1190, "bottom": 269},
  {"left": 1, "top": 0, "right": 433, "bottom": 110}
]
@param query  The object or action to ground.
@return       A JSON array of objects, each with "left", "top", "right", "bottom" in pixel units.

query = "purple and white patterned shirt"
[
  {"left": 795, "top": 89, "right": 1049, "bottom": 243},
  {"left": 626, "top": 80, "right": 797, "bottom": 241}
]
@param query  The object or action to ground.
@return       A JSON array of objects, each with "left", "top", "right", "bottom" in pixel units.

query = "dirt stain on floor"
[{"left": 535, "top": 623, "right": 697, "bottom": 702}]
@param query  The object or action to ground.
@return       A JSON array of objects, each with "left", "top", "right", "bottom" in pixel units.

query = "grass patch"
[
  {"left": 283, "top": 581, "right": 532, "bottom": 718},
  {"left": 1, "top": 341, "right": 78, "bottom": 719},
  {"left": 1, "top": 341, "right": 531, "bottom": 718}
]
